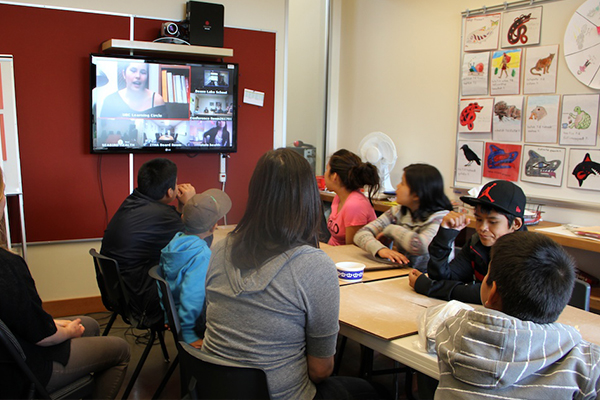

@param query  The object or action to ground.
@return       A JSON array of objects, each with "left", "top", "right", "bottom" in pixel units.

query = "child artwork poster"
[
  {"left": 564, "top": 6, "right": 600, "bottom": 89},
  {"left": 493, "top": 96, "right": 523, "bottom": 142},
  {"left": 525, "top": 95, "right": 560, "bottom": 143},
  {"left": 461, "top": 52, "right": 489, "bottom": 96},
  {"left": 524, "top": 45, "right": 559, "bottom": 94},
  {"left": 520, "top": 145, "right": 565, "bottom": 187},
  {"left": 463, "top": 13, "right": 501, "bottom": 52},
  {"left": 458, "top": 98, "right": 494, "bottom": 133},
  {"left": 560, "top": 94, "right": 600, "bottom": 146},
  {"left": 490, "top": 49, "right": 522, "bottom": 95},
  {"left": 456, "top": 140, "right": 484, "bottom": 184},
  {"left": 483, "top": 142, "right": 522, "bottom": 181},
  {"left": 567, "top": 148, "right": 600, "bottom": 191},
  {"left": 501, "top": 7, "right": 542, "bottom": 48}
]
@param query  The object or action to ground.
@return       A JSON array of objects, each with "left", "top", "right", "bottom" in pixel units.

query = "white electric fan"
[{"left": 358, "top": 132, "right": 398, "bottom": 196}]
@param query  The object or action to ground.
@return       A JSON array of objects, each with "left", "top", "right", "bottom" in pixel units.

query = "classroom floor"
[{"left": 88, "top": 311, "right": 420, "bottom": 399}]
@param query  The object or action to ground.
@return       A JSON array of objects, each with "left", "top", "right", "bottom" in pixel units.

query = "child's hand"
[
  {"left": 441, "top": 211, "right": 470, "bottom": 231},
  {"left": 408, "top": 269, "right": 422, "bottom": 288},
  {"left": 376, "top": 248, "right": 409, "bottom": 264},
  {"left": 176, "top": 183, "right": 196, "bottom": 205}
]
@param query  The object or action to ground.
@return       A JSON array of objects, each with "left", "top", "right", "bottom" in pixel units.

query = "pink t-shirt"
[{"left": 327, "top": 191, "right": 377, "bottom": 246}]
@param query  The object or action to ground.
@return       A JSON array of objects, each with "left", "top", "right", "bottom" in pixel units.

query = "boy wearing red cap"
[{"left": 408, "top": 180, "right": 525, "bottom": 303}]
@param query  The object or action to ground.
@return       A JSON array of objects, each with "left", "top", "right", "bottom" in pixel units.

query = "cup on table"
[
  {"left": 316, "top": 175, "right": 326, "bottom": 191},
  {"left": 336, "top": 262, "right": 366, "bottom": 283}
]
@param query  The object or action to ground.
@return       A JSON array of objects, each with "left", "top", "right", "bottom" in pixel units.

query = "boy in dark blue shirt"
[{"left": 409, "top": 180, "right": 525, "bottom": 303}]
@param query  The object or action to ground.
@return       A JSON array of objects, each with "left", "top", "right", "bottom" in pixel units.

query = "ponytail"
[{"left": 329, "top": 149, "right": 381, "bottom": 204}]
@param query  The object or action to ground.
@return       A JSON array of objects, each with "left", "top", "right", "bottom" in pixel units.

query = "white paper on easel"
[{"left": 243, "top": 89, "right": 265, "bottom": 107}]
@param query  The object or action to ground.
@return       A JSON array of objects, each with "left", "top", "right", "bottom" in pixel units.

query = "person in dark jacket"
[
  {"left": 408, "top": 180, "right": 525, "bottom": 303},
  {"left": 101, "top": 158, "right": 196, "bottom": 327}
]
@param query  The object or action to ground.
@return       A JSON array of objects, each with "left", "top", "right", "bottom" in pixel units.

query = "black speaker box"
[{"left": 186, "top": 1, "right": 224, "bottom": 47}]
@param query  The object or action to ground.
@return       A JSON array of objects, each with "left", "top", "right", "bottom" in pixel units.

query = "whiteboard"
[{"left": 0, "top": 55, "right": 23, "bottom": 195}]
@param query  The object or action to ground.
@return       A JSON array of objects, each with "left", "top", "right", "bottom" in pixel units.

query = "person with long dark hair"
[
  {"left": 325, "top": 149, "right": 380, "bottom": 245},
  {"left": 200, "top": 148, "right": 383, "bottom": 400},
  {"left": 100, "top": 62, "right": 167, "bottom": 118},
  {"left": 354, "top": 163, "right": 453, "bottom": 271}
]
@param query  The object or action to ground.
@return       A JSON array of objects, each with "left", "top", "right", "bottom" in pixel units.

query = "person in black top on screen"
[
  {"left": 202, "top": 120, "right": 230, "bottom": 147},
  {"left": 100, "top": 62, "right": 166, "bottom": 118}
]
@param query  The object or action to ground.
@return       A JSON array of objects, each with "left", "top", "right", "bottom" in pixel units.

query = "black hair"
[
  {"left": 137, "top": 158, "right": 177, "bottom": 200},
  {"left": 402, "top": 164, "right": 452, "bottom": 221},
  {"left": 328, "top": 149, "right": 380, "bottom": 203},
  {"left": 475, "top": 203, "right": 525, "bottom": 231},
  {"left": 230, "top": 148, "right": 322, "bottom": 269},
  {"left": 487, "top": 231, "right": 575, "bottom": 324}
]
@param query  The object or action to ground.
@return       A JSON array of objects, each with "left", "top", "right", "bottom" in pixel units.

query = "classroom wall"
[
  {"left": 5, "top": 0, "right": 286, "bottom": 302},
  {"left": 332, "top": 0, "right": 599, "bottom": 226}
]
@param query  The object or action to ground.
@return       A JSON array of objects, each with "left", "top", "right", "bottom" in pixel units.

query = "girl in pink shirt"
[{"left": 325, "top": 149, "right": 379, "bottom": 246}]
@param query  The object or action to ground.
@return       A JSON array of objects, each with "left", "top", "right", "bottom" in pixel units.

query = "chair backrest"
[
  {"left": 0, "top": 319, "right": 94, "bottom": 399},
  {"left": 148, "top": 265, "right": 182, "bottom": 343},
  {"left": 569, "top": 278, "right": 591, "bottom": 311},
  {"left": 89, "top": 248, "right": 138, "bottom": 326},
  {"left": 178, "top": 341, "right": 270, "bottom": 400},
  {"left": 0, "top": 318, "right": 50, "bottom": 398}
]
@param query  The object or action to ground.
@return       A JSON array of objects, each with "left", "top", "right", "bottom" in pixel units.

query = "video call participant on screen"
[
  {"left": 202, "top": 120, "right": 230, "bottom": 147},
  {"left": 100, "top": 62, "right": 167, "bottom": 119},
  {"left": 101, "top": 158, "right": 196, "bottom": 328}
]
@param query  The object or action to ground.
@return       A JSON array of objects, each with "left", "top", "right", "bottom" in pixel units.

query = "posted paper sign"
[
  {"left": 464, "top": 14, "right": 501, "bottom": 52},
  {"left": 524, "top": 45, "right": 559, "bottom": 94},
  {"left": 458, "top": 98, "right": 494, "bottom": 133},
  {"left": 483, "top": 142, "right": 522, "bottom": 181},
  {"left": 560, "top": 94, "right": 599, "bottom": 146},
  {"left": 521, "top": 145, "right": 565, "bottom": 187},
  {"left": 567, "top": 148, "right": 600, "bottom": 191},
  {"left": 490, "top": 49, "right": 522, "bottom": 95},
  {"left": 243, "top": 89, "right": 265, "bottom": 107},
  {"left": 456, "top": 140, "right": 484, "bottom": 184},
  {"left": 525, "top": 95, "right": 560, "bottom": 143},
  {"left": 461, "top": 52, "right": 490, "bottom": 96},
  {"left": 493, "top": 96, "right": 523, "bottom": 142}
]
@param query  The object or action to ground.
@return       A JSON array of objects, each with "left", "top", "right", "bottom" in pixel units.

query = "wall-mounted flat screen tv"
[{"left": 90, "top": 54, "right": 238, "bottom": 154}]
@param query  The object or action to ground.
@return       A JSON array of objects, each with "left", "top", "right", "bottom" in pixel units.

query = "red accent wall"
[{"left": 0, "top": 4, "right": 275, "bottom": 241}]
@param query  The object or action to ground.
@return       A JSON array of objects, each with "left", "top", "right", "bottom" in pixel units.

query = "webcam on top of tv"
[{"left": 157, "top": 20, "right": 191, "bottom": 45}]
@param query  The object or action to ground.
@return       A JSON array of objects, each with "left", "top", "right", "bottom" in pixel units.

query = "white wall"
[
  {"left": 286, "top": 0, "right": 328, "bottom": 173},
  {"left": 10, "top": 0, "right": 288, "bottom": 302},
  {"left": 332, "top": 0, "right": 599, "bottom": 226}
]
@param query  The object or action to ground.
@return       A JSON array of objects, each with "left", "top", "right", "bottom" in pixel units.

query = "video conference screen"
[{"left": 90, "top": 54, "right": 238, "bottom": 154}]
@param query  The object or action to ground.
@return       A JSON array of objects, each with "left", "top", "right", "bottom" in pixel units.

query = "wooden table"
[{"left": 340, "top": 276, "right": 600, "bottom": 379}]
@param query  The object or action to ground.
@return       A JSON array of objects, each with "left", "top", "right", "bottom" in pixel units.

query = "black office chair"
[
  {"left": 89, "top": 249, "right": 170, "bottom": 399},
  {"left": 178, "top": 341, "right": 270, "bottom": 400},
  {"left": 148, "top": 265, "right": 184, "bottom": 399},
  {"left": 0, "top": 318, "right": 94, "bottom": 400},
  {"left": 569, "top": 278, "right": 591, "bottom": 311}
]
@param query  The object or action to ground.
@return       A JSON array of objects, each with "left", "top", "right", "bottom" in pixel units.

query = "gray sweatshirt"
[{"left": 434, "top": 307, "right": 600, "bottom": 399}]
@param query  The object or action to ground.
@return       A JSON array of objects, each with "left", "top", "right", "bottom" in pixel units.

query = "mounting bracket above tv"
[
  {"left": 90, "top": 53, "right": 238, "bottom": 154},
  {"left": 101, "top": 39, "right": 234, "bottom": 59}
]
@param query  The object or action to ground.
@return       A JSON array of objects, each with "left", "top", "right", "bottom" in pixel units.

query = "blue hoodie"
[{"left": 159, "top": 232, "right": 210, "bottom": 343}]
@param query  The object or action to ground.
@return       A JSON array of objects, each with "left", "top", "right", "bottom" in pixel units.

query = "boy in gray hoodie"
[{"left": 431, "top": 231, "right": 600, "bottom": 399}]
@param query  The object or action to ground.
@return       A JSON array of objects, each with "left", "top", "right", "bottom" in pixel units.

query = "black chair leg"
[
  {"left": 122, "top": 329, "right": 157, "bottom": 399},
  {"left": 102, "top": 312, "right": 118, "bottom": 336},
  {"left": 152, "top": 355, "right": 179, "bottom": 399},
  {"left": 333, "top": 335, "right": 347, "bottom": 376},
  {"left": 359, "top": 345, "right": 374, "bottom": 380},
  {"left": 157, "top": 330, "right": 170, "bottom": 362}
]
